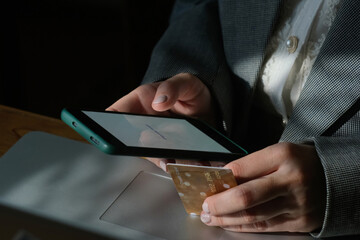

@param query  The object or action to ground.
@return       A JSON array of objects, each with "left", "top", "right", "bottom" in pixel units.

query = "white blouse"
[{"left": 259, "top": 0, "right": 341, "bottom": 124}]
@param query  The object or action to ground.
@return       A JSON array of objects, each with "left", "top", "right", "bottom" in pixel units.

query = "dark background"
[{"left": 1, "top": 0, "right": 174, "bottom": 118}]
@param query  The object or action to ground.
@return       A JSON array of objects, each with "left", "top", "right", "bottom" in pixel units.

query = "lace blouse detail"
[{"left": 259, "top": 0, "right": 341, "bottom": 122}]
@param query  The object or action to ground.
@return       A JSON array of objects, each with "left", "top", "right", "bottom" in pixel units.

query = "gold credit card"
[{"left": 167, "top": 163, "right": 237, "bottom": 215}]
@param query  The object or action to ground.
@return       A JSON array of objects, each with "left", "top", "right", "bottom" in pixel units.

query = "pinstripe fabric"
[
  {"left": 219, "top": 0, "right": 282, "bottom": 139},
  {"left": 280, "top": 2, "right": 360, "bottom": 236},
  {"left": 280, "top": 0, "right": 360, "bottom": 142},
  {"left": 141, "top": 0, "right": 360, "bottom": 237},
  {"left": 310, "top": 136, "right": 360, "bottom": 238},
  {"left": 219, "top": 0, "right": 282, "bottom": 88}
]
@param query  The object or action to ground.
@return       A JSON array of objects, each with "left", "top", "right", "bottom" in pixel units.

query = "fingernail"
[
  {"left": 200, "top": 213, "right": 211, "bottom": 224},
  {"left": 202, "top": 202, "right": 210, "bottom": 214},
  {"left": 160, "top": 160, "right": 167, "bottom": 172},
  {"left": 153, "top": 95, "right": 167, "bottom": 104}
]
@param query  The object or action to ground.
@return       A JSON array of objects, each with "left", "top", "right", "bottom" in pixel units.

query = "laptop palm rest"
[{"left": 101, "top": 171, "right": 223, "bottom": 239}]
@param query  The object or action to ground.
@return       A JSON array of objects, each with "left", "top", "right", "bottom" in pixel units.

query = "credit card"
[{"left": 167, "top": 163, "right": 237, "bottom": 215}]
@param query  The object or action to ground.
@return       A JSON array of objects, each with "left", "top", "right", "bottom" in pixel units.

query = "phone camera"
[{"left": 72, "top": 121, "right": 78, "bottom": 128}]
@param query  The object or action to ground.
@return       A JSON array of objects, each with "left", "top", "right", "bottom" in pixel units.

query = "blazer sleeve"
[
  {"left": 310, "top": 135, "right": 360, "bottom": 238},
  {"left": 141, "top": 0, "right": 234, "bottom": 133}
]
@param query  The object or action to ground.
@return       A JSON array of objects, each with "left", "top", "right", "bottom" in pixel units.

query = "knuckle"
[
  {"left": 178, "top": 72, "right": 195, "bottom": 80},
  {"left": 159, "top": 79, "right": 172, "bottom": 88},
  {"left": 226, "top": 161, "right": 244, "bottom": 178},
  {"left": 157, "top": 81, "right": 173, "bottom": 95},
  {"left": 291, "top": 171, "right": 307, "bottom": 187},
  {"left": 253, "top": 221, "right": 268, "bottom": 231},
  {"left": 136, "top": 84, "right": 156, "bottom": 97},
  {"left": 288, "top": 169, "right": 310, "bottom": 193},
  {"left": 172, "top": 73, "right": 199, "bottom": 85},
  {"left": 215, "top": 216, "right": 226, "bottom": 226},
  {"left": 239, "top": 210, "right": 257, "bottom": 223},
  {"left": 264, "top": 174, "right": 277, "bottom": 189},
  {"left": 279, "top": 142, "right": 297, "bottom": 159},
  {"left": 233, "top": 186, "right": 253, "bottom": 208}
]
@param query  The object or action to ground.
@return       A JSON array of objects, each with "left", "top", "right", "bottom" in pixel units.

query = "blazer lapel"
[
  {"left": 281, "top": 0, "right": 360, "bottom": 142},
  {"left": 219, "top": 0, "right": 282, "bottom": 87}
]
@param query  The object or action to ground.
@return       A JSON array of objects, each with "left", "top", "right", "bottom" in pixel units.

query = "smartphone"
[{"left": 61, "top": 108, "right": 247, "bottom": 161}]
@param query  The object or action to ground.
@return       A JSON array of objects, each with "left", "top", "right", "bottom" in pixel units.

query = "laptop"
[{"left": 0, "top": 132, "right": 313, "bottom": 240}]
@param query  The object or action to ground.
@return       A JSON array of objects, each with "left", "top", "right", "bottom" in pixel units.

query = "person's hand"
[
  {"left": 107, "top": 73, "right": 224, "bottom": 171},
  {"left": 107, "top": 73, "right": 215, "bottom": 123},
  {"left": 200, "top": 142, "right": 326, "bottom": 233}
]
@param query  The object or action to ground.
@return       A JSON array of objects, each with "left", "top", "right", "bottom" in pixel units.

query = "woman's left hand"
[{"left": 200, "top": 142, "right": 326, "bottom": 233}]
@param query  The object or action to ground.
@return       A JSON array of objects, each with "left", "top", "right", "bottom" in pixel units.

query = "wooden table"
[
  {"left": 0, "top": 105, "right": 87, "bottom": 157},
  {"left": 0, "top": 105, "right": 114, "bottom": 240}
]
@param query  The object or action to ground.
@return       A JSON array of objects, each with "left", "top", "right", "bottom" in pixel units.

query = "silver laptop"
[{"left": 0, "top": 132, "right": 313, "bottom": 240}]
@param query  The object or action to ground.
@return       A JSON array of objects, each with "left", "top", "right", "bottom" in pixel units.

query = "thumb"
[{"left": 151, "top": 74, "right": 190, "bottom": 112}]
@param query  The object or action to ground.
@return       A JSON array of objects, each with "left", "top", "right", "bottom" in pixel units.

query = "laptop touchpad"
[{"left": 100, "top": 171, "right": 223, "bottom": 240}]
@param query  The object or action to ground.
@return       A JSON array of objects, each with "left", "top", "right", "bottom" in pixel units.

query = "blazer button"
[{"left": 286, "top": 36, "right": 299, "bottom": 53}]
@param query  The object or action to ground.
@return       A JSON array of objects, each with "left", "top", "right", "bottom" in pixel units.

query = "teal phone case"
[{"left": 61, "top": 109, "right": 117, "bottom": 154}]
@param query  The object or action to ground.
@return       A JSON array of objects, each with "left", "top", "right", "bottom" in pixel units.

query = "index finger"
[
  {"left": 225, "top": 144, "right": 283, "bottom": 183},
  {"left": 107, "top": 83, "right": 160, "bottom": 114},
  {"left": 203, "top": 171, "right": 285, "bottom": 216}
]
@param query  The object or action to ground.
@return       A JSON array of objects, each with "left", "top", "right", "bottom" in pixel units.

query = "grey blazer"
[{"left": 142, "top": 0, "right": 360, "bottom": 237}]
